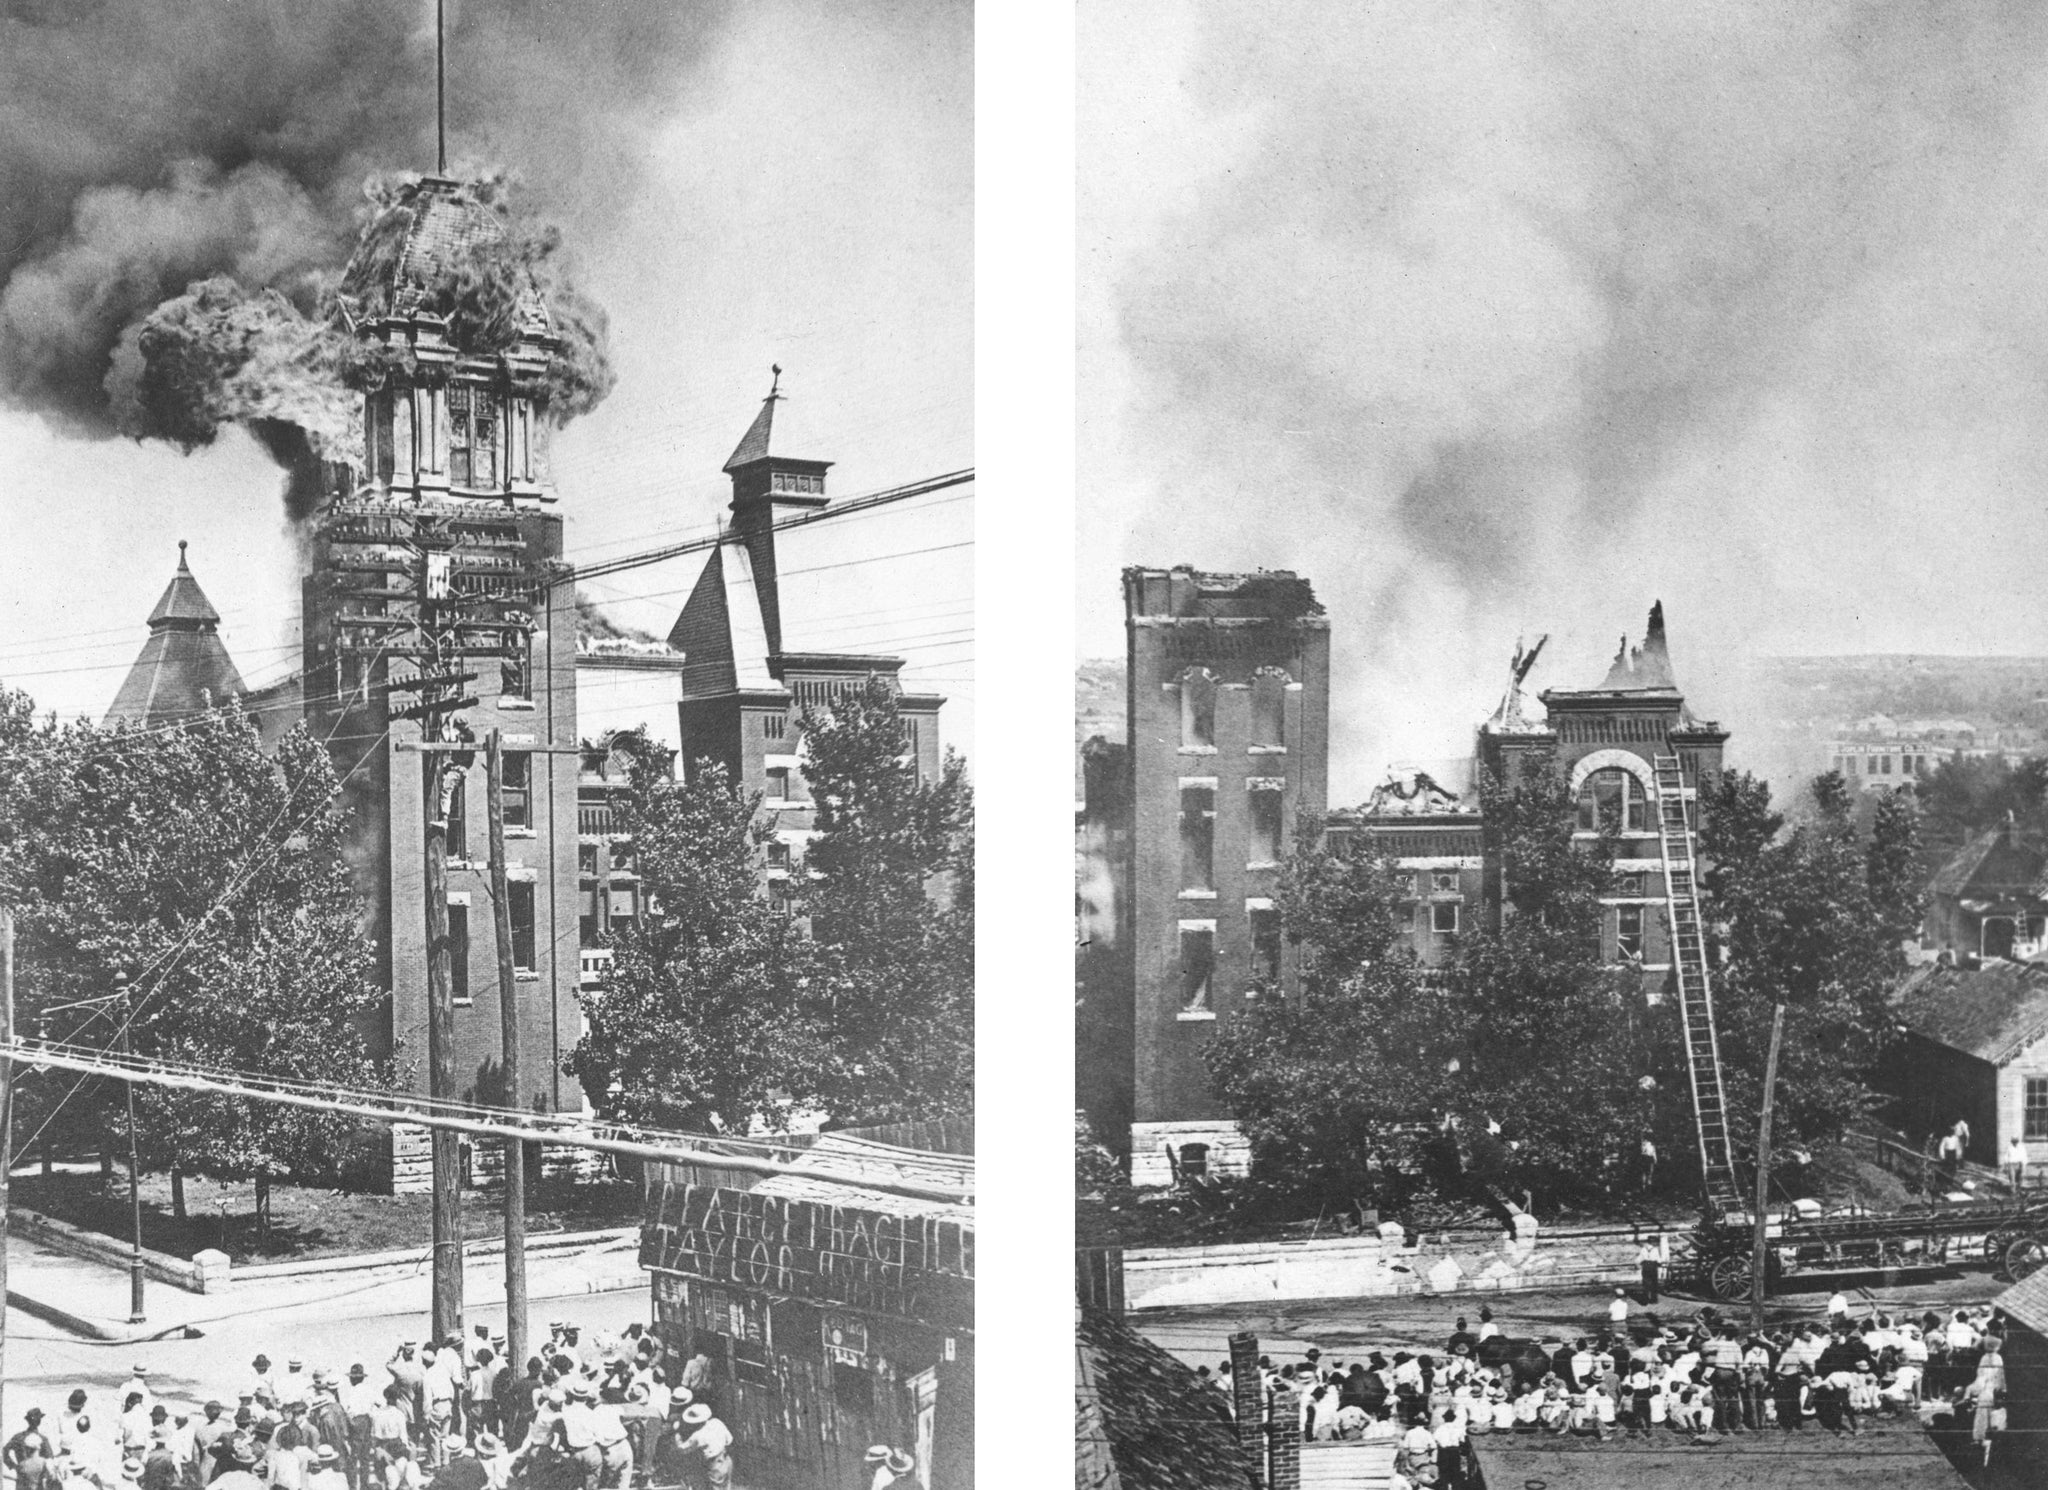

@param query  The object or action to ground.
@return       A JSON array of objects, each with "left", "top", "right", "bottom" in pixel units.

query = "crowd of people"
[
  {"left": 0, "top": 1319, "right": 921, "bottom": 1490},
  {"left": 1197, "top": 1294, "right": 2015, "bottom": 1488}
]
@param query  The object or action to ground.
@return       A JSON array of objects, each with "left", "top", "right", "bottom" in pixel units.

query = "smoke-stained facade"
[
  {"left": 296, "top": 176, "right": 584, "bottom": 1191},
  {"left": 1078, "top": 567, "right": 1331, "bottom": 1187}
]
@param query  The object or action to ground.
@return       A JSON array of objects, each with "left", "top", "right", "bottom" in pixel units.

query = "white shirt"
[
  {"left": 1477, "top": 1321, "right": 1499, "bottom": 1341},
  {"left": 1608, "top": 1298, "right": 1629, "bottom": 1324},
  {"left": 683, "top": 1420, "right": 733, "bottom": 1461},
  {"left": 1827, "top": 1294, "right": 1850, "bottom": 1316}
]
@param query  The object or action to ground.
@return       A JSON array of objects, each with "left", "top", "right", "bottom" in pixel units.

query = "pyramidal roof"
[
  {"left": 340, "top": 175, "right": 550, "bottom": 335},
  {"left": 723, "top": 368, "right": 829, "bottom": 472},
  {"left": 105, "top": 543, "right": 246, "bottom": 728}
]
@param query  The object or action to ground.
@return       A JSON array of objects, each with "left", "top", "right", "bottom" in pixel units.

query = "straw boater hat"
[
  {"left": 667, "top": 1389, "right": 693, "bottom": 1413},
  {"left": 886, "top": 1451, "right": 915, "bottom": 1475},
  {"left": 315, "top": 1447, "right": 340, "bottom": 1466},
  {"left": 119, "top": 1462, "right": 143, "bottom": 1484},
  {"left": 679, "top": 1404, "right": 711, "bottom": 1427},
  {"left": 567, "top": 1380, "right": 595, "bottom": 1401},
  {"left": 864, "top": 1447, "right": 892, "bottom": 1465},
  {"left": 475, "top": 1434, "right": 503, "bottom": 1456}
]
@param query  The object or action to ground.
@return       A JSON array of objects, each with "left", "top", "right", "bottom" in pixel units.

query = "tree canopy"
[
  {"left": 800, "top": 675, "right": 974, "bottom": 1125},
  {"left": 1206, "top": 756, "right": 1920, "bottom": 1214},
  {"left": 565, "top": 733, "right": 827, "bottom": 1134},
  {"left": 0, "top": 692, "right": 386, "bottom": 1198}
]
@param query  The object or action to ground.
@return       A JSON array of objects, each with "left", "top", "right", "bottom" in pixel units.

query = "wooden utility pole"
[
  {"left": 1751, "top": 1003, "right": 1786, "bottom": 1331},
  {"left": 487, "top": 731, "right": 527, "bottom": 1373},
  {"left": 1, "top": 907, "right": 14, "bottom": 1437},
  {"left": 425, "top": 757, "right": 463, "bottom": 1343},
  {"left": 435, "top": 0, "right": 447, "bottom": 175},
  {"left": 116, "top": 971, "right": 144, "bottom": 1323}
]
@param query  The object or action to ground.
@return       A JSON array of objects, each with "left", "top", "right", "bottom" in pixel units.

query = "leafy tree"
[
  {"left": 1701, "top": 768, "right": 1917, "bottom": 1157},
  {"left": 1916, "top": 753, "right": 2048, "bottom": 867},
  {"left": 0, "top": 694, "right": 386, "bottom": 1233},
  {"left": 1203, "top": 817, "right": 1433, "bottom": 1203},
  {"left": 565, "top": 733, "right": 826, "bottom": 1133},
  {"left": 799, "top": 675, "right": 974, "bottom": 1124}
]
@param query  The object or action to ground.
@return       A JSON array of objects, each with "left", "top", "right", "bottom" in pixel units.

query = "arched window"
[
  {"left": 1180, "top": 668, "right": 1217, "bottom": 750},
  {"left": 1250, "top": 669, "right": 1288, "bottom": 749},
  {"left": 1577, "top": 767, "right": 1648, "bottom": 833}
]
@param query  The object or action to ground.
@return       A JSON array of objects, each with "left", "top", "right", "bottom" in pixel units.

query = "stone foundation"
[{"left": 1129, "top": 1118, "right": 1252, "bottom": 1187}]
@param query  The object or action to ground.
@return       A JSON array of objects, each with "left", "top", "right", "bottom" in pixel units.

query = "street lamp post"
[{"left": 114, "top": 971, "right": 145, "bottom": 1323}]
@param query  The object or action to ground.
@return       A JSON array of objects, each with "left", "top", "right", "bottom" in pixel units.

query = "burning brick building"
[
  {"left": 276, "top": 175, "right": 587, "bottom": 1191},
  {"left": 1331, "top": 602, "right": 1731, "bottom": 990},
  {"left": 1076, "top": 566, "right": 1331, "bottom": 1186},
  {"left": 1078, "top": 592, "right": 1728, "bottom": 1187}
]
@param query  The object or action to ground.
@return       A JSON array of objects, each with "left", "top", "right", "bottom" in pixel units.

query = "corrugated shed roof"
[
  {"left": 1075, "top": 1309, "right": 1255, "bottom": 1490},
  {"left": 749, "top": 1130, "right": 973, "bottom": 1220},
  {"left": 1474, "top": 1418, "right": 1966, "bottom": 1489},
  {"left": 1993, "top": 1263, "right": 2048, "bottom": 1333},
  {"left": 1893, "top": 961, "right": 2048, "bottom": 1065}
]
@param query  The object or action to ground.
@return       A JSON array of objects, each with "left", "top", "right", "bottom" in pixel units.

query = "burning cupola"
[{"left": 340, "top": 175, "right": 562, "bottom": 505}]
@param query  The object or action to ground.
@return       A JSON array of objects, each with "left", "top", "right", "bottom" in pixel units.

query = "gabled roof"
[
  {"left": 666, "top": 544, "right": 779, "bottom": 697},
  {"left": 1075, "top": 1309, "right": 1255, "bottom": 1490},
  {"left": 104, "top": 544, "right": 245, "bottom": 728},
  {"left": 1930, "top": 824, "right": 2047, "bottom": 899},
  {"left": 1893, "top": 961, "right": 2048, "bottom": 1065}
]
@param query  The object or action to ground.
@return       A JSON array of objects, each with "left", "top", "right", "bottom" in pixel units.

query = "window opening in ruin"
[
  {"left": 1616, "top": 904, "right": 1645, "bottom": 961},
  {"left": 1577, "top": 768, "right": 1647, "bottom": 833},
  {"left": 2029, "top": 1078, "right": 2048, "bottom": 1141},
  {"left": 1180, "top": 668, "right": 1217, "bottom": 750},
  {"left": 510, "top": 881, "right": 536, "bottom": 971},
  {"left": 1248, "top": 783, "right": 1284, "bottom": 864},
  {"left": 447, "top": 903, "right": 470, "bottom": 1003},
  {"left": 445, "top": 775, "right": 467, "bottom": 860},
  {"left": 502, "top": 752, "right": 531, "bottom": 829},
  {"left": 1178, "top": 1143, "right": 1210, "bottom": 1179},
  {"left": 766, "top": 766, "right": 792, "bottom": 801},
  {"left": 1180, "top": 784, "right": 1216, "bottom": 892},
  {"left": 448, "top": 386, "right": 498, "bottom": 489},
  {"left": 501, "top": 628, "right": 532, "bottom": 700},
  {"left": 579, "top": 844, "right": 599, "bottom": 876},
  {"left": 1250, "top": 669, "right": 1287, "bottom": 749},
  {"left": 1250, "top": 906, "right": 1282, "bottom": 988},
  {"left": 1432, "top": 870, "right": 1457, "bottom": 894},
  {"left": 1179, "top": 925, "right": 1215, "bottom": 1011},
  {"left": 763, "top": 714, "right": 786, "bottom": 739},
  {"left": 1432, "top": 901, "right": 1459, "bottom": 936}
]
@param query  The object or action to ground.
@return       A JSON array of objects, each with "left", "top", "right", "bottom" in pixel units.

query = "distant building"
[
  {"left": 1881, "top": 960, "right": 2048, "bottom": 1174},
  {"left": 105, "top": 543, "right": 247, "bottom": 728},
  {"left": 1989, "top": 1267, "right": 2048, "bottom": 1485},
  {"left": 1925, "top": 823, "right": 2048, "bottom": 964},
  {"left": 1076, "top": 566, "right": 1331, "bottom": 1186}
]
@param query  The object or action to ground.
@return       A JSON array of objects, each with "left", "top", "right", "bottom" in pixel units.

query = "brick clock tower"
[{"left": 301, "top": 176, "right": 583, "bottom": 1192}]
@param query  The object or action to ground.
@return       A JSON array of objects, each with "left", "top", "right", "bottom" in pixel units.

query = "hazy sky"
[
  {"left": 1079, "top": 0, "right": 2048, "bottom": 798},
  {"left": 0, "top": 0, "right": 973, "bottom": 752}
]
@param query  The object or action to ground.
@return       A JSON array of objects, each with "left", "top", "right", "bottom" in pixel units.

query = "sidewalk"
[{"left": 7, "top": 1228, "right": 645, "bottom": 1341}]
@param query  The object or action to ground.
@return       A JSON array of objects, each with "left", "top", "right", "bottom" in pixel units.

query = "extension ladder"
[{"left": 1652, "top": 754, "right": 1745, "bottom": 1220}]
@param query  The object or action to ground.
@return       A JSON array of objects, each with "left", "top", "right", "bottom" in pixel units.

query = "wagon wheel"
[
  {"left": 1710, "top": 1255, "right": 1754, "bottom": 1301},
  {"left": 1986, "top": 1231, "right": 2016, "bottom": 1264},
  {"left": 2004, "top": 1236, "right": 2048, "bottom": 1283},
  {"left": 1879, "top": 1239, "right": 1907, "bottom": 1270}
]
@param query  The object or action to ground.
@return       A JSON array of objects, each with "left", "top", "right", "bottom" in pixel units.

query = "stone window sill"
[
  {"left": 1178, "top": 889, "right": 1219, "bottom": 900},
  {"left": 499, "top": 698, "right": 537, "bottom": 712},
  {"left": 1177, "top": 1009, "right": 1217, "bottom": 1022}
]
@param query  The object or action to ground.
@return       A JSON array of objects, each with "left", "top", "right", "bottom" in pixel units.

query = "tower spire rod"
[{"left": 436, "top": 0, "right": 447, "bottom": 175}]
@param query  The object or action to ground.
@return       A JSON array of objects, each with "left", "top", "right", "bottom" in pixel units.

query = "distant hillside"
[
  {"left": 1076, "top": 658, "right": 1126, "bottom": 747},
  {"left": 1755, "top": 655, "right": 2048, "bottom": 728}
]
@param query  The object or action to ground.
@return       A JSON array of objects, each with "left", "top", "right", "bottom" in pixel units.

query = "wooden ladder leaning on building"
[{"left": 1652, "top": 753, "right": 1745, "bottom": 1220}]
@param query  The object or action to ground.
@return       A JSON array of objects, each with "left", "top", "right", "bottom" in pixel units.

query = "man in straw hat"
[
  {"left": 305, "top": 1446, "right": 348, "bottom": 1490},
  {"left": 673, "top": 1403, "right": 732, "bottom": 1490}
]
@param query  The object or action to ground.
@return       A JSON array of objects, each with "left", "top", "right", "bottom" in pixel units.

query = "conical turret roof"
[{"left": 105, "top": 543, "right": 246, "bottom": 727}]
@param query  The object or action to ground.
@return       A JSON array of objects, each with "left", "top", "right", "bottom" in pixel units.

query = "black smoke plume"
[{"left": 0, "top": 0, "right": 724, "bottom": 502}]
